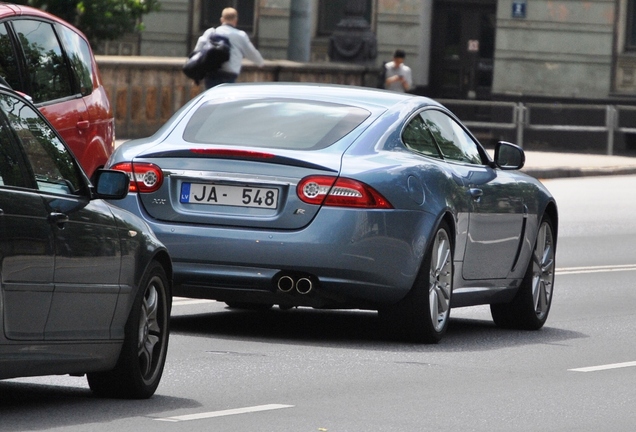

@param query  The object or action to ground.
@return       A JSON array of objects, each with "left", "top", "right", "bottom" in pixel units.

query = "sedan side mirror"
[
  {"left": 93, "top": 169, "right": 130, "bottom": 200},
  {"left": 494, "top": 141, "right": 525, "bottom": 170}
]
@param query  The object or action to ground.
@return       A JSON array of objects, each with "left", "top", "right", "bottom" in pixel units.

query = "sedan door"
[
  {"left": 0, "top": 113, "right": 54, "bottom": 341},
  {"left": 0, "top": 92, "right": 121, "bottom": 341},
  {"left": 421, "top": 109, "right": 525, "bottom": 280}
]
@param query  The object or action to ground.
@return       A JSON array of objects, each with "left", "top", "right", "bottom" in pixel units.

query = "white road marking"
[
  {"left": 556, "top": 264, "right": 636, "bottom": 275},
  {"left": 154, "top": 404, "right": 294, "bottom": 422},
  {"left": 172, "top": 298, "right": 216, "bottom": 306},
  {"left": 568, "top": 361, "right": 636, "bottom": 373}
]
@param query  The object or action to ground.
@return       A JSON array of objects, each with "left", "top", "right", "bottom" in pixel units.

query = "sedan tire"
[
  {"left": 380, "top": 221, "right": 454, "bottom": 343},
  {"left": 490, "top": 215, "right": 555, "bottom": 330},
  {"left": 87, "top": 261, "right": 171, "bottom": 399}
]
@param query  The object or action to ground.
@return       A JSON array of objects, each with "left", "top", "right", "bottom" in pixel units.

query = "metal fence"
[{"left": 438, "top": 99, "right": 636, "bottom": 155}]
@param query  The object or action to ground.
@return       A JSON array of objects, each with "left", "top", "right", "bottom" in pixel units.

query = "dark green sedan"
[{"left": 0, "top": 87, "right": 172, "bottom": 399}]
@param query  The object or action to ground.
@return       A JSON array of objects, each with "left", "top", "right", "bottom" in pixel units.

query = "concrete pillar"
[{"left": 287, "top": 0, "right": 312, "bottom": 62}]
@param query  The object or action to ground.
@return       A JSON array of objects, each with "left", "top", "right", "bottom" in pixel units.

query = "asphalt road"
[{"left": 2, "top": 175, "right": 636, "bottom": 432}]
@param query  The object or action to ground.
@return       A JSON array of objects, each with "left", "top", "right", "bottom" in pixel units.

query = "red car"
[{"left": 0, "top": 3, "right": 114, "bottom": 178}]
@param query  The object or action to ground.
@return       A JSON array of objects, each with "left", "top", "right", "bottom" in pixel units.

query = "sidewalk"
[
  {"left": 522, "top": 151, "right": 636, "bottom": 179},
  {"left": 115, "top": 139, "right": 636, "bottom": 180}
]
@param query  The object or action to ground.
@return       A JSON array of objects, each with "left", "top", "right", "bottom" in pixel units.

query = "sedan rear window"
[{"left": 183, "top": 98, "right": 371, "bottom": 150}]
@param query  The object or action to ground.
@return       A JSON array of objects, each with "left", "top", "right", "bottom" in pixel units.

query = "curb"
[{"left": 522, "top": 166, "right": 636, "bottom": 179}]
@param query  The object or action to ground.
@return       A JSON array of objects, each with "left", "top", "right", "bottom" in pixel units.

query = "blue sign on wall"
[{"left": 512, "top": 0, "right": 527, "bottom": 18}]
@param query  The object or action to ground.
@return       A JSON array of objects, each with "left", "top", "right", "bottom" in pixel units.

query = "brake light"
[
  {"left": 297, "top": 176, "right": 393, "bottom": 209},
  {"left": 110, "top": 162, "right": 163, "bottom": 193},
  {"left": 190, "top": 149, "right": 275, "bottom": 159}
]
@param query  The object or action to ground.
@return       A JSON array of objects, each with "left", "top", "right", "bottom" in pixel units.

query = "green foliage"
[{"left": 12, "top": 0, "right": 160, "bottom": 45}]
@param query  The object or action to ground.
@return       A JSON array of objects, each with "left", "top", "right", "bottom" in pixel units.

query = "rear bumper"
[{"left": 111, "top": 195, "right": 439, "bottom": 307}]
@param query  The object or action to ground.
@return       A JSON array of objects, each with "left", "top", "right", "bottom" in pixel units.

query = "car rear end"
[{"left": 108, "top": 85, "right": 434, "bottom": 308}]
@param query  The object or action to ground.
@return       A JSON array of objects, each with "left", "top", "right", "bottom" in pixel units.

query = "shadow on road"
[
  {"left": 169, "top": 305, "right": 586, "bottom": 352},
  {"left": 0, "top": 381, "right": 199, "bottom": 431}
]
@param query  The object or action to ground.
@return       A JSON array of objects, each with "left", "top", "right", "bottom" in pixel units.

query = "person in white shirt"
[
  {"left": 195, "top": 7, "right": 265, "bottom": 89},
  {"left": 384, "top": 49, "right": 412, "bottom": 93}
]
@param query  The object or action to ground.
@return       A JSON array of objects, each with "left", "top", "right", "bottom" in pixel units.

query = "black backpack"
[
  {"left": 183, "top": 33, "right": 231, "bottom": 83},
  {"left": 377, "top": 61, "right": 387, "bottom": 89}
]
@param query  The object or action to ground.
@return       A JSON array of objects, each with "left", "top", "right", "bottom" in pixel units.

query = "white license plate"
[{"left": 180, "top": 182, "right": 279, "bottom": 209}]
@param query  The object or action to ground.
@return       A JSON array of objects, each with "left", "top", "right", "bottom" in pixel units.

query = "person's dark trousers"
[{"left": 205, "top": 71, "right": 238, "bottom": 89}]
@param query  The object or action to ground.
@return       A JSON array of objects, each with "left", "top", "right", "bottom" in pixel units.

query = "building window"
[
  {"left": 627, "top": 0, "right": 636, "bottom": 50},
  {"left": 201, "top": 0, "right": 255, "bottom": 35},
  {"left": 317, "top": 0, "right": 373, "bottom": 36}
]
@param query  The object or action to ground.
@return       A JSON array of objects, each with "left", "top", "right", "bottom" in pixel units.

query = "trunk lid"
[{"left": 135, "top": 147, "right": 345, "bottom": 230}]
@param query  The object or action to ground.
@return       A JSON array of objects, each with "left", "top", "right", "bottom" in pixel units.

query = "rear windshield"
[{"left": 182, "top": 98, "right": 371, "bottom": 150}]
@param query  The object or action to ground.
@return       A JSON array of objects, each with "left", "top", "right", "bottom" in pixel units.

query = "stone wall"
[
  {"left": 96, "top": 56, "right": 381, "bottom": 139},
  {"left": 493, "top": 0, "right": 615, "bottom": 99}
]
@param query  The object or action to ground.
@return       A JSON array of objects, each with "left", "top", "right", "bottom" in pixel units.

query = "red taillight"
[
  {"left": 110, "top": 162, "right": 163, "bottom": 193},
  {"left": 297, "top": 176, "right": 393, "bottom": 209}
]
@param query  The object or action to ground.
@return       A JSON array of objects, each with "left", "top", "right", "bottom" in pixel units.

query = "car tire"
[
  {"left": 87, "top": 261, "right": 171, "bottom": 399},
  {"left": 490, "top": 215, "right": 555, "bottom": 330},
  {"left": 380, "top": 221, "right": 453, "bottom": 343}
]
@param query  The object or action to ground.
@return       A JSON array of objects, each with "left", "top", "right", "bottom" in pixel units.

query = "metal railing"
[{"left": 438, "top": 99, "right": 636, "bottom": 155}]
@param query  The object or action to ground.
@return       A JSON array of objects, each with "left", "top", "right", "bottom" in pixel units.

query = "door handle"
[
  {"left": 77, "top": 120, "right": 90, "bottom": 130},
  {"left": 48, "top": 212, "right": 69, "bottom": 228},
  {"left": 469, "top": 188, "right": 483, "bottom": 200}
]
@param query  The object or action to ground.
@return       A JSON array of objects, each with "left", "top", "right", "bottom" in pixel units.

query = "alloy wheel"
[
  {"left": 429, "top": 228, "right": 453, "bottom": 332},
  {"left": 532, "top": 221, "right": 555, "bottom": 320},
  {"left": 138, "top": 279, "right": 163, "bottom": 381}
]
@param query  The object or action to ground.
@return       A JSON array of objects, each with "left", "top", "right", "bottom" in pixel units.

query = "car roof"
[
  {"left": 0, "top": 3, "right": 57, "bottom": 19},
  {"left": 0, "top": 3, "right": 89, "bottom": 39},
  {"left": 201, "top": 82, "right": 443, "bottom": 111}
]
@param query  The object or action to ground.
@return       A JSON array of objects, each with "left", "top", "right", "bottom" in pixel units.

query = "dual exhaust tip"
[{"left": 277, "top": 275, "right": 314, "bottom": 295}]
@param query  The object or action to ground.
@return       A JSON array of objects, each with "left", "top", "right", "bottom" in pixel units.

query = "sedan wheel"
[
  {"left": 88, "top": 261, "right": 170, "bottom": 399},
  {"left": 380, "top": 221, "right": 453, "bottom": 343},
  {"left": 491, "top": 215, "right": 555, "bottom": 330},
  {"left": 428, "top": 227, "right": 453, "bottom": 333}
]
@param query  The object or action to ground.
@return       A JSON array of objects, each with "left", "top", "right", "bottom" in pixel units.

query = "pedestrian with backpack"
[{"left": 193, "top": 7, "right": 264, "bottom": 89}]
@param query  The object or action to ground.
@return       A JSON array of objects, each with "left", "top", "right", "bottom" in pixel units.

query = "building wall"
[
  {"left": 139, "top": 0, "right": 191, "bottom": 57},
  {"left": 257, "top": 0, "right": 292, "bottom": 61},
  {"left": 132, "top": 0, "right": 630, "bottom": 100},
  {"left": 134, "top": 1, "right": 433, "bottom": 88},
  {"left": 376, "top": 0, "right": 432, "bottom": 87},
  {"left": 614, "top": 0, "right": 636, "bottom": 95},
  {"left": 493, "top": 0, "right": 616, "bottom": 99}
]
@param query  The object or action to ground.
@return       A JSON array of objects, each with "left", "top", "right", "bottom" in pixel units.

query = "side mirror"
[
  {"left": 494, "top": 141, "right": 525, "bottom": 170},
  {"left": 93, "top": 169, "right": 129, "bottom": 200}
]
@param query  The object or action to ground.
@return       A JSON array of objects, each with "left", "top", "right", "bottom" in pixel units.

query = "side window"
[
  {"left": 421, "top": 110, "right": 483, "bottom": 165},
  {"left": 449, "top": 119, "right": 484, "bottom": 165},
  {"left": 402, "top": 114, "right": 441, "bottom": 158},
  {"left": 0, "top": 93, "right": 82, "bottom": 195},
  {"left": 12, "top": 19, "right": 73, "bottom": 103},
  {"left": 627, "top": 0, "right": 636, "bottom": 50},
  {"left": 0, "top": 115, "right": 29, "bottom": 188},
  {"left": 0, "top": 23, "right": 21, "bottom": 90},
  {"left": 56, "top": 24, "right": 93, "bottom": 96}
]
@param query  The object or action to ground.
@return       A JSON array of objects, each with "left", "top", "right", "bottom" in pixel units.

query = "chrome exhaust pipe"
[
  {"left": 277, "top": 275, "right": 295, "bottom": 292},
  {"left": 295, "top": 277, "right": 313, "bottom": 295}
]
